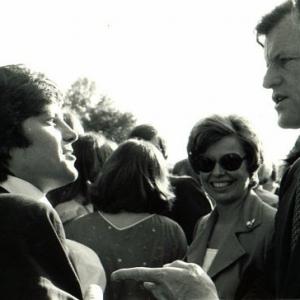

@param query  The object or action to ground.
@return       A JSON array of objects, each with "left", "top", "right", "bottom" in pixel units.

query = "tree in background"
[{"left": 64, "top": 77, "right": 136, "bottom": 143}]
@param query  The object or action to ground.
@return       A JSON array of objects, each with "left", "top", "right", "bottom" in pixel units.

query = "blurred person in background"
[
  {"left": 172, "top": 158, "right": 201, "bottom": 184},
  {"left": 255, "top": 159, "right": 279, "bottom": 208},
  {"left": 48, "top": 131, "right": 116, "bottom": 226},
  {"left": 187, "top": 114, "right": 276, "bottom": 299},
  {"left": 65, "top": 139, "right": 187, "bottom": 299}
]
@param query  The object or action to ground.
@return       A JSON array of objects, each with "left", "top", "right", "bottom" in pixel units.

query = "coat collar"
[{"left": 191, "top": 190, "right": 264, "bottom": 278}]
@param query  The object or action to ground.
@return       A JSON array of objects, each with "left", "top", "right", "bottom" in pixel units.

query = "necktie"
[{"left": 291, "top": 180, "right": 300, "bottom": 252}]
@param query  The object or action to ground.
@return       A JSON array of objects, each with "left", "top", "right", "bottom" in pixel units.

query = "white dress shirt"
[{"left": 0, "top": 175, "right": 51, "bottom": 206}]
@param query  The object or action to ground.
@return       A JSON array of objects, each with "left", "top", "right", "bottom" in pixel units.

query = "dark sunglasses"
[{"left": 196, "top": 153, "right": 246, "bottom": 173}]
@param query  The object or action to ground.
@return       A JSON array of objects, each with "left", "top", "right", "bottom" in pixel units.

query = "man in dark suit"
[
  {"left": 254, "top": 1, "right": 300, "bottom": 298},
  {"left": 0, "top": 65, "right": 104, "bottom": 299}
]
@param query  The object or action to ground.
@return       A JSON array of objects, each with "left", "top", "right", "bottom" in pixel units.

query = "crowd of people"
[{"left": 1, "top": 0, "right": 300, "bottom": 299}]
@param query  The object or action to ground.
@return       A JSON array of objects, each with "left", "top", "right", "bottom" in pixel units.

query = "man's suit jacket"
[
  {"left": 169, "top": 175, "right": 213, "bottom": 244},
  {"left": 0, "top": 189, "right": 105, "bottom": 299},
  {"left": 270, "top": 158, "right": 300, "bottom": 298},
  {"left": 188, "top": 191, "right": 276, "bottom": 300}
]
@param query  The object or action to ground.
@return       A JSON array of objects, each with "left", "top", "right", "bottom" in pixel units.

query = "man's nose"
[
  {"left": 263, "top": 64, "right": 282, "bottom": 89},
  {"left": 62, "top": 122, "right": 78, "bottom": 143}
]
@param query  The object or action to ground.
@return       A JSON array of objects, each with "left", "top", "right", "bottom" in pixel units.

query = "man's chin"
[
  {"left": 59, "top": 167, "right": 78, "bottom": 185},
  {"left": 278, "top": 116, "right": 300, "bottom": 129}
]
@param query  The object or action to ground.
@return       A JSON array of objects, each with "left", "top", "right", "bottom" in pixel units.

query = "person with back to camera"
[
  {"left": 186, "top": 114, "right": 276, "bottom": 299},
  {"left": 65, "top": 139, "right": 187, "bottom": 300},
  {"left": 128, "top": 124, "right": 213, "bottom": 244}
]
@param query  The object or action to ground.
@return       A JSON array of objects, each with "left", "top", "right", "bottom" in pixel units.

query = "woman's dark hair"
[
  {"left": 187, "top": 115, "right": 263, "bottom": 177},
  {"left": 91, "top": 139, "right": 174, "bottom": 214}
]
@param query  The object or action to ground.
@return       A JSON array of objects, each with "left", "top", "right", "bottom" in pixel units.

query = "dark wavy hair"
[
  {"left": 91, "top": 139, "right": 174, "bottom": 214},
  {"left": 255, "top": 1, "right": 294, "bottom": 47},
  {"left": 0, "top": 64, "right": 63, "bottom": 182},
  {"left": 187, "top": 115, "right": 263, "bottom": 177}
]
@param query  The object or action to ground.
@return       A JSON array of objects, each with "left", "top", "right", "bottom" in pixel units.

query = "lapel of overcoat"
[{"left": 208, "top": 191, "right": 263, "bottom": 279}]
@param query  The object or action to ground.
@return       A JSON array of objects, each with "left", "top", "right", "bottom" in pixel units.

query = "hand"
[
  {"left": 83, "top": 284, "right": 103, "bottom": 300},
  {"left": 111, "top": 260, "right": 218, "bottom": 300}
]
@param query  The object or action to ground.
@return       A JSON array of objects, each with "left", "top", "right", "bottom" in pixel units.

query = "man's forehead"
[
  {"left": 40, "top": 103, "right": 62, "bottom": 117},
  {"left": 264, "top": 14, "right": 300, "bottom": 59}
]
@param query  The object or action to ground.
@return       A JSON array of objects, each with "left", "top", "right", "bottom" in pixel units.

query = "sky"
[{"left": 1, "top": 0, "right": 299, "bottom": 165}]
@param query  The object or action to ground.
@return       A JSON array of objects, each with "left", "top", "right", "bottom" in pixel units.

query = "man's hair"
[
  {"left": 255, "top": 1, "right": 294, "bottom": 47},
  {"left": 187, "top": 114, "right": 263, "bottom": 177},
  {"left": 128, "top": 124, "right": 168, "bottom": 159},
  {"left": 91, "top": 139, "right": 174, "bottom": 214},
  {"left": 0, "top": 64, "right": 63, "bottom": 182}
]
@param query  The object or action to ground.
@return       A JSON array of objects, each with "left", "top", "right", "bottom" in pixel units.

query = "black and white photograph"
[{"left": 1, "top": 0, "right": 300, "bottom": 299}]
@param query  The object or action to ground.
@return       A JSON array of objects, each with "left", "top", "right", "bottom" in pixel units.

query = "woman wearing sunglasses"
[{"left": 186, "top": 114, "right": 276, "bottom": 300}]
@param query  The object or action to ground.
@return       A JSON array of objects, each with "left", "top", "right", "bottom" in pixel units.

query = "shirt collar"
[{"left": 0, "top": 175, "right": 51, "bottom": 206}]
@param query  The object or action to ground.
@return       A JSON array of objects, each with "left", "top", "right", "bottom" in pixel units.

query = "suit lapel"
[{"left": 208, "top": 191, "right": 263, "bottom": 279}]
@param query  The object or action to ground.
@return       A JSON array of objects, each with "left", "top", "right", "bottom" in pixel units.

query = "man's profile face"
[
  {"left": 9, "top": 103, "right": 78, "bottom": 192},
  {"left": 263, "top": 14, "right": 300, "bottom": 129}
]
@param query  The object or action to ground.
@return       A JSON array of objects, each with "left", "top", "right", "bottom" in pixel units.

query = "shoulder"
[
  {"left": 190, "top": 212, "right": 212, "bottom": 237},
  {"left": 255, "top": 189, "right": 278, "bottom": 208},
  {"left": 170, "top": 175, "right": 197, "bottom": 186},
  {"left": 242, "top": 194, "right": 275, "bottom": 245},
  {"left": 197, "top": 213, "right": 211, "bottom": 226},
  {"left": 246, "top": 193, "right": 276, "bottom": 234},
  {"left": 55, "top": 200, "right": 89, "bottom": 224},
  {"left": 0, "top": 193, "right": 55, "bottom": 226},
  {"left": 68, "top": 211, "right": 98, "bottom": 224},
  {"left": 247, "top": 191, "right": 276, "bottom": 215},
  {"left": 66, "top": 239, "right": 107, "bottom": 293},
  {"left": 66, "top": 239, "right": 99, "bottom": 261},
  {"left": 0, "top": 193, "right": 45, "bottom": 208},
  {"left": 281, "top": 158, "right": 300, "bottom": 188},
  {"left": 155, "top": 214, "right": 184, "bottom": 228},
  {"left": 64, "top": 212, "right": 98, "bottom": 234},
  {"left": 155, "top": 215, "right": 187, "bottom": 239}
]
